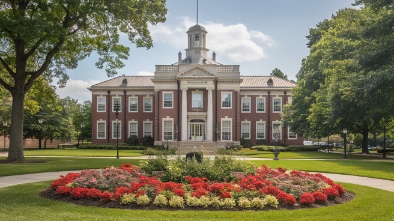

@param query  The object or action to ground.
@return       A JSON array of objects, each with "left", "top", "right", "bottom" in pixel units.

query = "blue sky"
[{"left": 56, "top": 0, "right": 356, "bottom": 102}]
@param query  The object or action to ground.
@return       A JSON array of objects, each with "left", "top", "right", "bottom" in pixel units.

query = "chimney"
[
  {"left": 212, "top": 51, "right": 216, "bottom": 61},
  {"left": 178, "top": 51, "right": 182, "bottom": 62}
]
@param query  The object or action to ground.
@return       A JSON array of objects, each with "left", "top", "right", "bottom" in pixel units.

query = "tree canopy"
[
  {"left": 283, "top": 1, "right": 394, "bottom": 154},
  {"left": 0, "top": 0, "right": 167, "bottom": 161}
]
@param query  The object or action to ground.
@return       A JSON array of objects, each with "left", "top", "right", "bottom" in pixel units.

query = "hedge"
[
  {"left": 76, "top": 144, "right": 147, "bottom": 150},
  {"left": 251, "top": 145, "right": 321, "bottom": 152}
]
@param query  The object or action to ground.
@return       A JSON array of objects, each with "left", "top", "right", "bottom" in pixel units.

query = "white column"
[
  {"left": 181, "top": 88, "right": 188, "bottom": 141},
  {"left": 207, "top": 87, "right": 213, "bottom": 141}
]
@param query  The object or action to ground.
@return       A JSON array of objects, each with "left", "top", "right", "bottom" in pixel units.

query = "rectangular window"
[
  {"left": 272, "top": 122, "right": 281, "bottom": 139},
  {"left": 192, "top": 92, "right": 203, "bottom": 108},
  {"left": 241, "top": 122, "right": 250, "bottom": 139},
  {"left": 97, "top": 97, "right": 106, "bottom": 112},
  {"left": 112, "top": 120, "right": 121, "bottom": 139},
  {"left": 97, "top": 122, "right": 106, "bottom": 139},
  {"left": 256, "top": 97, "right": 265, "bottom": 112},
  {"left": 221, "top": 120, "right": 232, "bottom": 141},
  {"left": 144, "top": 97, "right": 152, "bottom": 112},
  {"left": 221, "top": 92, "right": 232, "bottom": 108},
  {"left": 129, "top": 97, "right": 138, "bottom": 112},
  {"left": 241, "top": 97, "right": 251, "bottom": 113},
  {"left": 129, "top": 122, "right": 138, "bottom": 137},
  {"left": 288, "top": 127, "right": 297, "bottom": 139},
  {"left": 143, "top": 122, "right": 152, "bottom": 137},
  {"left": 256, "top": 122, "right": 265, "bottom": 139},
  {"left": 273, "top": 98, "right": 282, "bottom": 113},
  {"left": 112, "top": 97, "right": 121, "bottom": 112},
  {"left": 287, "top": 96, "right": 292, "bottom": 105},
  {"left": 163, "top": 92, "right": 173, "bottom": 108},
  {"left": 163, "top": 120, "right": 173, "bottom": 141}
]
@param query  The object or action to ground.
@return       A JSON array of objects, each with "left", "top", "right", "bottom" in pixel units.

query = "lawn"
[
  {"left": 0, "top": 182, "right": 392, "bottom": 221},
  {"left": 21, "top": 149, "right": 144, "bottom": 157}
]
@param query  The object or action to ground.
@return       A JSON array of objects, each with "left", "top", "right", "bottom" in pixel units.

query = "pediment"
[{"left": 177, "top": 66, "right": 216, "bottom": 79}]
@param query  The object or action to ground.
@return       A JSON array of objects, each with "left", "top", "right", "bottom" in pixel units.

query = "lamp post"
[
  {"left": 80, "top": 123, "right": 84, "bottom": 145},
  {"left": 3, "top": 121, "right": 7, "bottom": 151},
  {"left": 115, "top": 106, "right": 119, "bottom": 159},
  {"left": 38, "top": 119, "right": 43, "bottom": 149},
  {"left": 343, "top": 128, "right": 347, "bottom": 159}
]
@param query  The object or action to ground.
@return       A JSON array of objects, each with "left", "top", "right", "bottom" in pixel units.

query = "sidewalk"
[{"left": 0, "top": 170, "right": 393, "bottom": 192}]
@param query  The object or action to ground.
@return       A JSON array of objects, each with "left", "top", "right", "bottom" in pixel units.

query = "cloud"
[
  {"left": 149, "top": 17, "right": 276, "bottom": 62},
  {"left": 55, "top": 79, "right": 100, "bottom": 103}
]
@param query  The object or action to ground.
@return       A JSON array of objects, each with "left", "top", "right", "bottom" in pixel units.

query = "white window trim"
[
  {"left": 221, "top": 118, "right": 232, "bottom": 141},
  {"left": 273, "top": 97, "right": 282, "bottom": 113},
  {"left": 241, "top": 121, "right": 251, "bottom": 139},
  {"left": 112, "top": 120, "right": 121, "bottom": 139},
  {"left": 241, "top": 97, "right": 251, "bottom": 113},
  {"left": 192, "top": 91, "right": 203, "bottom": 109},
  {"left": 129, "top": 97, "right": 138, "bottom": 112},
  {"left": 162, "top": 92, "right": 174, "bottom": 109},
  {"left": 287, "top": 96, "right": 292, "bottom": 105},
  {"left": 162, "top": 118, "right": 174, "bottom": 141},
  {"left": 221, "top": 92, "right": 232, "bottom": 109},
  {"left": 112, "top": 97, "right": 122, "bottom": 112},
  {"left": 256, "top": 121, "right": 266, "bottom": 140},
  {"left": 288, "top": 127, "right": 297, "bottom": 139},
  {"left": 256, "top": 97, "right": 266, "bottom": 113},
  {"left": 97, "top": 97, "right": 106, "bottom": 113},
  {"left": 129, "top": 121, "right": 138, "bottom": 137},
  {"left": 143, "top": 121, "right": 153, "bottom": 137},
  {"left": 272, "top": 121, "right": 282, "bottom": 140},
  {"left": 143, "top": 97, "right": 153, "bottom": 112},
  {"left": 97, "top": 121, "right": 106, "bottom": 139}
]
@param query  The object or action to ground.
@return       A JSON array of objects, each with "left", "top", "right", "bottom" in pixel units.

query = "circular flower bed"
[{"left": 41, "top": 163, "right": 353, "bottom": 210}]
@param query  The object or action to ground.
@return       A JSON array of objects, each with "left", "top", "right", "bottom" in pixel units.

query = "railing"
[
  {"left": 216, "top": 65, "right": 239, "bottom": 73},
  {"left": 156, "top": 65, "right": 179, "bottom": 72}
]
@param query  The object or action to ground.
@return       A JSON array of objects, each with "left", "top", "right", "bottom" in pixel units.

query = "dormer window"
[
  {"left": 194, "top": 34, "right": 200, "bottom": 47},
  {"left": 267, "top": 78, "right": 273, "bottom": 86}
]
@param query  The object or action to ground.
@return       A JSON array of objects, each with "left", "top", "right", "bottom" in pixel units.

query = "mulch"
[{"left": 39, "top": 188, "right": 355, "bottom": 211}]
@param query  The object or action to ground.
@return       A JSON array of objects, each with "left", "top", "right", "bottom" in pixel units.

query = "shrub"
[
  {"left": 300, "top": 192, "right": 315, "bottom": 205},
  {"left": 169, "top": 195, "right": 184, "bottom": 208},
  {"left": 153, "top": 194, "right": 168, "bottom": 207},
  {"left": 56, "top": 186, "right": 72, "bottom": 195},
  {"left": 221, "top": 198, "right": 236, "bottom": 209},
  {"left": 142, "top": 136, "right": 154, "bottom": 146},
  {"left": 237, "top": 197, "right": 251, "bottom": 209},
  {"left": 136, "top": 195, "right": 151, "bottom": 205},
  {"left": 127, "top": 135, "right": 140, "bottom": 146},
  {"left": 186, "top": 195, "right": 200, "bottom": 207},
  {"left": 210, "top": 197, "right": 223, "bottom": 208},
  {"left": 120, "top": 193, "right": 136, "bottom": 205},
  {"left": 324, "top": 188, "right": 340, "bottom": 199},
  {"left": 312, "top": 191, "right": 328, "bottom": 204},
  {"left": 264, "top": 195, "right": 279, "bottom": 208},
  {"left": 251, "top": 197, "right": 266, "bottom": 209},
  {"left": 186, "top": 152, "right": 203, "bottom": 163}
]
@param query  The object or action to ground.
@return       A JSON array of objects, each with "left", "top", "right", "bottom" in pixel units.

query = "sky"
[{"left": 55, "top": 0, "right": 357, "bottom": 103}]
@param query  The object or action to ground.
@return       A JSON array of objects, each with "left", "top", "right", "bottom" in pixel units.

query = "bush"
[
  {"left": 169, "top": 195, "right": 184, "bottom": 208},
  {"left": 76, "top": 144, "right": 146, "bottom": 150},
  {"left": 376, "top": 148, "right": 394, "bottom": 153},
  {"left": 186, "top": 152, "right": 203, "bottom": 163},
  {"left": 127, "top": 135, "right": 139, "bottom": 146},
  {"left": 153, "top": 194, "right": 168, "bottom": 207},
  {"left": 142, "top": 136, "right": 154, "bottom": 147},
  {"left": 251, "top": 197, "right": 266, "bottom": 209}
]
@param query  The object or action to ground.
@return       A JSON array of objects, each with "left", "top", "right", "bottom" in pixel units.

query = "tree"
[
  {"left": 270, "top": 68, "right": 288, "bottom": 81},
  {"left": 0, "top": 0, "right": 167, "bottom": 161}
]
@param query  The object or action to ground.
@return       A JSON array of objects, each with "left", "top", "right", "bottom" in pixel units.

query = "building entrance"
[{"left": 189, "top": 119, "right": 205, "bottom": 141}]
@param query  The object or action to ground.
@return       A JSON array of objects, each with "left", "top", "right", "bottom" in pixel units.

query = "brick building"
[{"left": 89, "top": 23, "right": 303, "bottom": 150}]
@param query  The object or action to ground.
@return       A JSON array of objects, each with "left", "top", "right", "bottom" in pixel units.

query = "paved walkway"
[{"left": 0, "top": 169, "right": 393, "bottom": 192}]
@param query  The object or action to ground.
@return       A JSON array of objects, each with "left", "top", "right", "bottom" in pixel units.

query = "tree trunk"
[
  {"left": 7, "top": 90, "right": 25, "bottom": 162},
  {"left": 361, "top": 121, "right": 369, "bottom": 154}
]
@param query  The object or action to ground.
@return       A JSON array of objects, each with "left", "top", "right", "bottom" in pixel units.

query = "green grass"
[
  {"left": 0, "top": 157, "right": 142, "bottom": 176},
  {"left": 0, "top": 182, "right": 393, "bottom": 221},
  {"left": 21, "top": 149, "right": 144, "bottom": 157},
  {"left": 236, "top": 149, "right": 390, "bottom": 159}
]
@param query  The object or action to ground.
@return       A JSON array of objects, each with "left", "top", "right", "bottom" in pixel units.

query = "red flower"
[
  {"left": 220, "top": 191, "right": 231, "bottom": 199},
  {"left": 71, "top": 187, "right": 90, "bottom": 199},
  {"left": 277, "top": 167, "right": 287, "bottom": 173},
  {"left": 55, "top": 186, "right": 71, "bottom": 195},
  {"left": 312, "top": 191, "right": 328, "bottom": 204},
  {"left": 87, "top": 188, "right": 102, "bottom": 199},
  {"left": 51, "top": 173, "right": 80, "bottom": 189},
  {"left": 100, "top": 191, "right": 113, "bottom": 202},
  {"left": 324, "top": 188, "right": 339, "bottom": 199},
  {"left": 276, "top": 192, "right": 296, "bottom": 205},
  {"left": 191, "top": 187, "right": 208, "bottom": 198},
  {"left": 119, "top": 163, "right": 140, "bottom": 173},
  {"left": 114, "top": 186, "right": 132, "bottom": 199},
  {"left": 332, "top": 184, "right": 345, "bottom": 196},
  {"left": 300, "top": 192, "right": 315, "bottom": 205}
]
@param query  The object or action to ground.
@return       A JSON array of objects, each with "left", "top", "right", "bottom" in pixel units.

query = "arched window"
[{"left": 194, "top": 34, "right": 200, "bottom": 47}]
